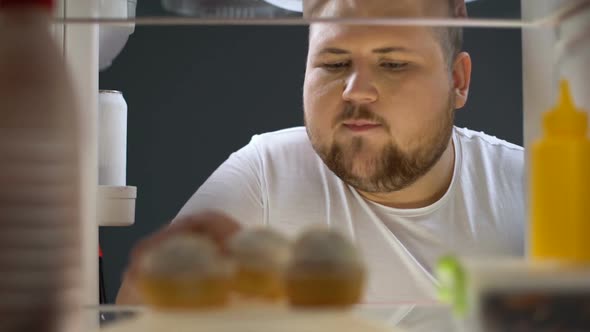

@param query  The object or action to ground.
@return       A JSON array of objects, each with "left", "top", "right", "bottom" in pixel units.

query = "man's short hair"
[{"left": 441, "top": 0, "right": 464, "bottom": 66}]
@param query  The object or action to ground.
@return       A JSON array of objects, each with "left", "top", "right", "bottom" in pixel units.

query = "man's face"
[{"left": 303, "top": 0, "right": 458, "bottom": 193}]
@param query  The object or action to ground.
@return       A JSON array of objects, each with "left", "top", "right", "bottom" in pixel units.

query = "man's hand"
[{"left": 115, "top": 210, "right": 242, "bottom": 305}]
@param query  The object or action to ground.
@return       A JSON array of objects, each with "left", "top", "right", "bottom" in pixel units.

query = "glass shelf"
[
  {"left": 51, "top": 0, "right": 590, "bottom": 29},
  {"left": 91, "top": 303, "right": 458, "bottom": 331}
]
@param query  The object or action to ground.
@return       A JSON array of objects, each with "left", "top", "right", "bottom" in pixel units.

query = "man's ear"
[
  {"left": 453, "top": 0, "right": 468, "bottom": 17},
  {"left": 452, "top": 51, "right": 472, "bottom": 109}
]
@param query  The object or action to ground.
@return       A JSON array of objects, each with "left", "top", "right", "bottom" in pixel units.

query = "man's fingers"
[
  {"left": 129, "top": 210, "right": 242, "bottom": 269},
  {"left": 168, "top": 211, "right": 242, "bottom": 251}
]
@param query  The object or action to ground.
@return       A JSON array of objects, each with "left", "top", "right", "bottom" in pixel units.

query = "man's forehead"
[
  {"left": 304, "top": 0, "right": 450, "bottom": 18},
  {"left": 308, "top": 23, "right": 437, "bottom": 56}
]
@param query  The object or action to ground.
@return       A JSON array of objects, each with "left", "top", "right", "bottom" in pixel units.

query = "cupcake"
[
  {"left": 135, "top": 233, "right": 232, "bottom": 309},
  {"left": 285, "top": 228, "right": 366, "bottom": 308},
  {"left": 228, "top": 227, "right": 291, "bottom": 300}
]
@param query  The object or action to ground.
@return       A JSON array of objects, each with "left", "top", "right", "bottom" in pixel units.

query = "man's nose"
[{"left": 342, "top": 67, "right": 378, "bottom": 104}]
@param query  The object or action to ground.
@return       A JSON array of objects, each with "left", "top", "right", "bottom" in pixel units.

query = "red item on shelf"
[{"left": 0, "top": 0, "right": 54, "bottom": 10}]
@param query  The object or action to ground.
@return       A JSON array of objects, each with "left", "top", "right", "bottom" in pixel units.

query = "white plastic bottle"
[{"left": 0, "top": 0, "right": 81, "bottom": 331}]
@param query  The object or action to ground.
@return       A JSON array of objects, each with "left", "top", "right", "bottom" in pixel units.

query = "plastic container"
[
  {"left": 97, "top": 185, "right": 137, "bottom": 226},
  {"left": 436, "top": 257, "right": 590, "bottom": 332}
]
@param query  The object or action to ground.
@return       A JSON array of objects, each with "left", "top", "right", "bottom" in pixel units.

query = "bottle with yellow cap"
[{"left": 530, "top": 80, "right": 590, "bottom": 263}]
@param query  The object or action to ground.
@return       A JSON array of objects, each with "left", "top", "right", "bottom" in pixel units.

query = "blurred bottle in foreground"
[{"left": 0, "top": 0, "right": 82, "bottom": 331}]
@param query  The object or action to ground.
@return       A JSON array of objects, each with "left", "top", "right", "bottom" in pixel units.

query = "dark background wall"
[{"left": 99, "top": 0, "right": 522, "bottom": 303}]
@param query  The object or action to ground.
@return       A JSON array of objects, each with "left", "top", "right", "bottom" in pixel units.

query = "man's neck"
[{"left": 357, "top": 138, "right": 455, "bottom": 209}]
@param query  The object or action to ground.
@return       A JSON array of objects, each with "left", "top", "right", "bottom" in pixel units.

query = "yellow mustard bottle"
[{"left": 530, "top": 80, "right": 590, "bottom": 263}]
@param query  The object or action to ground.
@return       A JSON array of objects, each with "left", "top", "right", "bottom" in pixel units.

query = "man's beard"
[{"left": 306, "top": 95, "right": 455, "bottom": 193}]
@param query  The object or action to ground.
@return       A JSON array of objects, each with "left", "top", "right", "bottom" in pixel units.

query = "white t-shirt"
[{"left": 178, "top": 126, "right": 525, "bottom": 331}]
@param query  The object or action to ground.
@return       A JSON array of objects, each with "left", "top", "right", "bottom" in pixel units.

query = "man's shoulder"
[
  {"left": 454, "top": 127, "right": 523, "bottom": 150},
  {"left": 453, "top": 128, "right": 525, "bottom": 254},
  {"left": 454, "top": 126, "right": 523, "bottom": 162},
  {"left": 251, "top": 126, "right": 309, "bottom": 144},
  {"left": 249, "top": 126, "right": 315, "bottom": 157},
  {"left": 246, "top": 127, "right": 343, "bottom": 206},
  {"left": 454, "top": 126, "right": 524, "bottom": 196},
  {"left": 237, "top": 127, "right": 324, "bottom": 177},
  {"left": 249, "top": 126, "right": 307, "bottom": 141}
]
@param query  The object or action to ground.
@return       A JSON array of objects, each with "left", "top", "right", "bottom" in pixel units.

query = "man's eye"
[
  {"left": 321, "top": 62, "right": 350, "bottom": 71},
  {"left": 381, "top": 62, "right": 409, "bottom": 71}
]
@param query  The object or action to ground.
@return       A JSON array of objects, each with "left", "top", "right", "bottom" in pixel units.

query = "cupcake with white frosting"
[
  {"left": 136, "top": 233, "right": 232, "bottom": 309},
  {"left": 285, "top": 227, "right": 366, "bottom": 308},
  {"left": 228, "top": 227, "right": 291, "bottom": 300}
]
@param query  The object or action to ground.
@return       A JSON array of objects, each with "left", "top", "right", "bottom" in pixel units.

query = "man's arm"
[
  {"left": 115, "top": 139, "right": 265, "bottom": 305},
  {"left": 176, "top": 138, "right": 265, "bottom": 226},
  {"left": 115, "top": 270, "right": 142, "bottom": 305}
]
